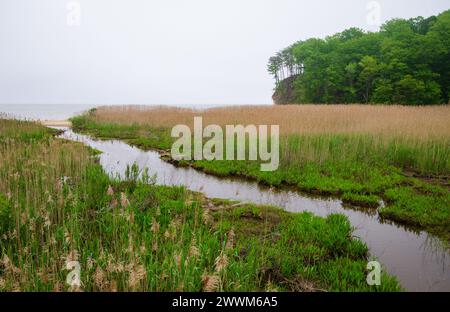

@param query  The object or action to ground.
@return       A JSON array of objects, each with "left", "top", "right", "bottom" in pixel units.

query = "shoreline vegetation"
[
  {"left": 269, "top": 10, "right": 450, "bottom": 105},
  {"left": 0, "top": 118, "right": 402, "bottom": 291},
  {"left": 70, "top": 105, "right": 450, "bottom": 243}
]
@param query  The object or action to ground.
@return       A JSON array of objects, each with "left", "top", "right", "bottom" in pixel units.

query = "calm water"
[{"left": 57, "top": 128, "right": 450, "bottom": 292}]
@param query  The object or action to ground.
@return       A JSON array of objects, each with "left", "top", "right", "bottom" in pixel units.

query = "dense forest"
[{"left": 268, "top": 10, "right": 450, "bottom": 105}]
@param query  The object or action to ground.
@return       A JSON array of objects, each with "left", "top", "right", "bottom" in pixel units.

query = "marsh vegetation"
[
  {"left": 0, "top": 119, "right": 400, "bottom": 291},
  {"left": 71, "top": 105, "right": 450, "bottom": 242}
]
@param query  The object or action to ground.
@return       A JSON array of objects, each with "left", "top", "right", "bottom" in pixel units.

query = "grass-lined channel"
[{"left": 59, "top": 128, "right": 450, "bottom": 291}]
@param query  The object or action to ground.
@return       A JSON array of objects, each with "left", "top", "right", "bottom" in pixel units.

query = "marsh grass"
[
  {"left": 86, "top": 105, "right": 450, "bottom": 140},
  {"left": 0, "top": 119, "right": 401, "bottom": 291},
  {"left": 71, "top": 106, "right": 450, "bottom": 241},
  {"left": 73, "top": 105, "right": 450, "bottom": 174}
]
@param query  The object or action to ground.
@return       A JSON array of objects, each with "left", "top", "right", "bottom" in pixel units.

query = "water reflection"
[{"left": 58, "top": 128, "right": 450, "bottom": 292}]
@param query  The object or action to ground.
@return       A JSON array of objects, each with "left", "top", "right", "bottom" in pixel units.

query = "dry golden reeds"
[
  {"left": 90, "top": 104, "right": 450, "bottom": 141},
  {"left": 202, "top": 272, "right": 220, "bottom": 292}
]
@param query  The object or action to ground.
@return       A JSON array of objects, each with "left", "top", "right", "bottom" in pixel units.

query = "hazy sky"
[{"left": 0, "top": 0, "right": 449, "bottom": 106}]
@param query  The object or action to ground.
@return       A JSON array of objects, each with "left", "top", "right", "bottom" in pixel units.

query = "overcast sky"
[{"left": 0, "top": 0, "right": 449, "bottom": 106}]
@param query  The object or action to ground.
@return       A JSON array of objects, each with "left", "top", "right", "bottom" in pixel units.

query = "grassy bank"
[
  {"left": 0, "top": 119, "right": 400, "bottom": 291},
  {"left": 70, "top": 106, "right": 450, "bottom": 242}
]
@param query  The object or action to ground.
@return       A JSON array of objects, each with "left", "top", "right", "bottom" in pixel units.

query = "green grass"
[
  {"left": 71, "top": 113, "right": 450, "bottom": 243},
  {"left": 0, "top": 119, "right": 401, "bottom": 291},
  {"left": 342, "top": 192, "right": 381, "bottom": 208},
  {"left": 381, "top": 185, "right": 450, "bottom": 242},
  {"left": 212, "top": 202, "right": 400, "bottom": 291}
]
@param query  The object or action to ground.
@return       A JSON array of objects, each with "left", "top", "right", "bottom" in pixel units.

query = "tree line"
[{"left": 268, "top": 10, "right": 450, "bottom": 105}]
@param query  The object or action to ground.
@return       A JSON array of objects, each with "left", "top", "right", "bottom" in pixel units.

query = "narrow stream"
[{"left": 58, "top": 128, "right": 449, "bottom": 292}]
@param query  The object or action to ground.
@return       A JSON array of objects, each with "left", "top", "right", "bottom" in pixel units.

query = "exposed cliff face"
[{"left": 272, "top": 75, "right": 299, "bottom": 105}]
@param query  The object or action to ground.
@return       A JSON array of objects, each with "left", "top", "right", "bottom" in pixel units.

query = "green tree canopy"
[{"left": 268, "top": 10, "right": 450, "bottom": 105}]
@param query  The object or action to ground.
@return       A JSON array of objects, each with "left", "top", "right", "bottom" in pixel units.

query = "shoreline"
[
  {"left": 69, "top": 121, "right": 450, "bottom": 244},
  {"left": 40, "top": 120, "right": 72, "bottom": 127}
]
